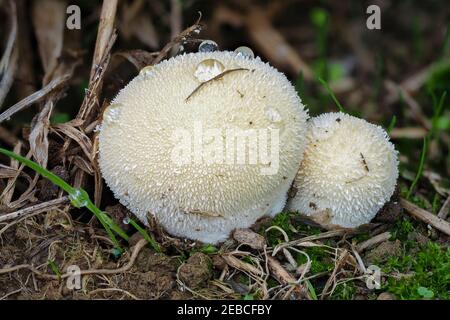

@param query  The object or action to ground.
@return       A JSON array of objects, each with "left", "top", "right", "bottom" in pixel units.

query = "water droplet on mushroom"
[
  {"left": 234, "top": 46, "right": 254, "bottom": 59},
  {"left": 194, "top": 59, "right": 225, "bottom": 82},
  {"left": 139, "top": 65, "right": 154, "bottom": 77},
  {"left": 103, "top": 103, "right": 123, "bottom": 124},
  {"left": 198, "top": 40, "right": 218, "bottom": 52},
  {"left": 265, "top": 107, "right": 282, "bottom": 123}
]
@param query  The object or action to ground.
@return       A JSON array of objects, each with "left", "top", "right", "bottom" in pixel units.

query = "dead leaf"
[
  {"left": 32, "top": 0, "right": 66, "bottom": 84},
  {"left": 0, "top": 0, "right": 18, "bottom": 107}
]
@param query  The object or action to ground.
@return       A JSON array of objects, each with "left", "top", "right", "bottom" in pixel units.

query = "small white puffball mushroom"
[
  {"left": 287, "top": 112, "right": 399, "bottom": 228},
  {"left": 98, "top": 50, "right": 308, "bottom": 244}
]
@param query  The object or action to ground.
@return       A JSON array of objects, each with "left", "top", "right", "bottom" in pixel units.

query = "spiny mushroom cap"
[
  {"left": 287, "top": 112, "right": 398, "bottom": 228},
  {"left": 98, "top": 51, "right": 308, "bottom": 244}
]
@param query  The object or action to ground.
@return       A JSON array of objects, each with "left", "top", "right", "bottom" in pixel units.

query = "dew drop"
[
  {"left": 198, "top": 40, "right": 218, "bottom": 53},
  {"left": 123, "top": 217, "right": 130, "bottom": 225},
  {"left": 139, "top": 65, "right": 154, "bottom": 77},
  {"left": 68, "top": 189, "right": 88, "bottom": 208},
  {"left": 234, "top": 46, "right": 254, "bottom": 59},
  {"left": 112, "top": 248, "right": 122, "bottom": 258},
  {"left": 265, "top": 107, "right": 282, "bottom": 123},
  {"left": 194, "top": 59, "right": 225, "bottom": 82},
  {"left": 103, "top": 103, "right": 123, "bottom": 124}
]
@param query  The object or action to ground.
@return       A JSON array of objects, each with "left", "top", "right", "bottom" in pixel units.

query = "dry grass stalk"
[
  {"left": 0, "top": 196, "right": 68, "bottom": 223},
  {"left": 211, "top": 4, "right": 313, "bottom": 79},
  {"left": 0, "top": 144, "right": 39, "bottom": 210},
  {"left": 266, "top": 256, "right": 311, "bottom": 300},
  {"left": 0, "top": 74, "right": 71, "bottom": 123},
  {"left": 221, "top": 253, "right": 264, "bottom": 277},
  {"left": 390, "top": 127, "right": 428, "bottom": 139},
  {"left": 246, "top": 7, "right": 313, "bottom": 79},
  {"left": 113, "top": 50, "right": 159, "bottom": 70},
  {"left": 51, "top": 123, "right": 93, "bottom": 160},
  {"left": 77, "top": 0, "right": 118, "bottom": 123},
  {"left": 385, "top": 80, "right": 430, "bottom": 129},
  {"left": 29, "top": 57, "right": 80, "bottom": 168},
  {"left": 320, "top": 249, "right": 350, "bottom": 299},
  {"left": 356, "top": 231, "right": 392, "bottom": 252},
  {"left": 0, "top": 142, "right": 22, "bottom": 205},
  {"left": 89, "top": 0, "right": 118, "bottom": 82},
  {"left": 152, "top": 16, "right": 203, "bottom": 65},
  {"left": 273, "top": 229, "right": 355, "bottom": 252}
]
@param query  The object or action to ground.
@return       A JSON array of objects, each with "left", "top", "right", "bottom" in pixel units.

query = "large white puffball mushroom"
[
  {"left": 287, "top": 112, "right": 398, "bottom": 228},
  {"left": 99, "top": 51, "right": 308, "bottom": 244}
]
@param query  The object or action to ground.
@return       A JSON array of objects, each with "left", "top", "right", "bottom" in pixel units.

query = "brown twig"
[
  {"left": 400, "top": 198, "right": 450, "bottom": 236},
  {"left": 0, "top": 196, "right": 68, "bottom": 223},
  {"left": 221, "top": 253, "right": 264, "bottom": 277},
  {"left": 390, "top": 127, "right": 427, "bottom": 139},
  {"left": 152, "top": 14, "right": 203, "bottom": 65},
  {"left": 266, "top": 256, "right": 311, "bottom": 300},
  {"left": 385, "top": 80, "right": 430, "bottom": 129},
  {"left": 0, "top": 74, "right": 71, "bottom": 123},
  {"left": 244, "top": 7, "right": 313, "bottom": 79},
  {"left": 356, "top": 231, "right": 392, "bottom": 252}
]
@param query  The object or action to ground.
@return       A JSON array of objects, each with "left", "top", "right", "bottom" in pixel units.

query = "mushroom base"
[
  {"left": 131, "top": 181, "right": 291, "bottom": 244},
  {"left": 287, "top": 204, "right": 379, "bottom": 229}
]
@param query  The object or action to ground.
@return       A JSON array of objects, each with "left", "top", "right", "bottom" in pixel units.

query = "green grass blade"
[
  {"left": 0, "top": 147, "right": 127, "bottom": 253},
  {"left": 91, "top": 209, "right": 124, "bottom": 254},
  {"left": 386, "top": 115, "right": 397, "bottom": 134},
  {"left": 431, "top": 91, "right": 447, "bottom": 139},
  {"left": 318, "top": 77, "right": 346, "bottom": 113},
  {"left": 94, "top": 208, "right": 130, "bottom": 242},
  {"left": 305, "top": 280, "right": 318, "bottom": 300},
  {"left": 47, "top": 259, "right": 62, "bottom": 281},
  {"left": 128, "top": 218, "right": 161, "bottom": 252},
  {"left": 0, "top": 147, "right": 74, "bottom": 193},
  {"left": 407, "top": 136, "right": 429, "bottom": 200}
]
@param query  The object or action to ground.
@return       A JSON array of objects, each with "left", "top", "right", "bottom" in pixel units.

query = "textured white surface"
[
  {"left": 98, "top": 51, "right": 308, "bottom": 243},
  {"left": 287, "top": 112, "right": 398, "bottom": 228}
]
